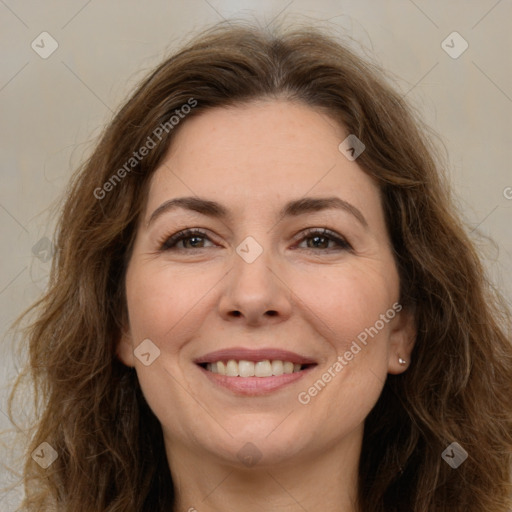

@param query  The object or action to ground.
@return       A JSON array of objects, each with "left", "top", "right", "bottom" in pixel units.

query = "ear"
[
  {"left": 387, "top": 304, "right": 416, "bottom": 375},
  {"left": 116, "top": 328, "right": 135, "bottom": 368}
]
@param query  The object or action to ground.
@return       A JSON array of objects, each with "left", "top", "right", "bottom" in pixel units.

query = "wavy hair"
[{"left": 6, "top": 19, "right": 512, "bottom": 511}]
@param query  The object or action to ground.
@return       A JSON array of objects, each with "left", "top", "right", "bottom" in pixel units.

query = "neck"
[{"left": 165, "top": 426, "right": 362, "bottom": 512}]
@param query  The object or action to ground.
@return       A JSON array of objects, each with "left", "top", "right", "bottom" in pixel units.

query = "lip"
[
  {"left": 194, "top": 347, "right": 317, "bottom": 365},
  {"left": 197, "top": 363, "right": 316, "bottom": 396},
  {"left": 194, "top": 347, "right": 318, "bottom": 396}
]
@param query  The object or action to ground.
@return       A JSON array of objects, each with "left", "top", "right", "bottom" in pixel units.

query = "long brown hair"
[{"left": 6, "top": 19, "right": 512, "bottom": 511}]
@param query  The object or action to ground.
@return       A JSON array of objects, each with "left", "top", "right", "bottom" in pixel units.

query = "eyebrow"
[{"left": 147, "top": 195, "right": 368, "bottom": 228}]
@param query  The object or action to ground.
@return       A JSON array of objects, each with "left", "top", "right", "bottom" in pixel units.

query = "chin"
[{"left": 201, "top": 419, "right": 314, "bottom": 468}]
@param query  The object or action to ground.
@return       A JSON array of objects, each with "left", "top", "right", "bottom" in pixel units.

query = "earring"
[{"left": 398, "top": 356, "right": 407, "bottom": 365}]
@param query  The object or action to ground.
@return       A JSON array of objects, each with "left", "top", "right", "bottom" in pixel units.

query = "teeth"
[
  {"left": 255, "top": 360, "right": 272, "bottom": 377},
  {"left": 217, "top": 361, "right": 226, "bottom": 376},
  {"left": 271, "top": 360, "right": 284, "bottom": 376},
  {"left": 205, "top": 359, "right": 304, "bottom": 377},
  {"left": 239, "top": 360, "right": 255, "bottom": 377},
  {"left": 226, "top": 360, "right": 238, "bottom": 377},
  {"left": 283, "top": 361, "right": 294, "bottom": 374}
]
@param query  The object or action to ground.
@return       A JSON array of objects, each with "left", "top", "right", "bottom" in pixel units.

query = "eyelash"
[{"left": 158, "top": 227, "right": 352, "bottom": 252}]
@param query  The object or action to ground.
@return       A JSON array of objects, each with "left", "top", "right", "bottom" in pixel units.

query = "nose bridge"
[
  {"left": 232, "top": 233, "right": 276, "bottom": 295},
  {"left": 218, "top": 232, "right": 292, "bottom": 323}
]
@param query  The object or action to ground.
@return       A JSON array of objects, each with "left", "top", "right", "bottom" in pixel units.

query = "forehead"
[{"left": 146, "top": 99, "right": 381, "bottom": 222}]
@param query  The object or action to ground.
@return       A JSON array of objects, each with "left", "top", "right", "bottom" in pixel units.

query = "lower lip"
[{"left": 197, "top": 365, "right": 315, "bottom": 395}]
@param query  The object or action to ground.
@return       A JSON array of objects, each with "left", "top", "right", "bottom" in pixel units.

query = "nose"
[{"left": 217, "top": 244, "right": 292, "bottom": 327}]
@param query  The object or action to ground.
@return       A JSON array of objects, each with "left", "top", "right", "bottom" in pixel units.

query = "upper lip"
[{"left": 194, "top": 347, "right": 317, "bottom": 365}]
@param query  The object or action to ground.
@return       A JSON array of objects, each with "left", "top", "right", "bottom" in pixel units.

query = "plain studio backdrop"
[{"left": 0, "top": 1, "right": 511, "bottom": 509}]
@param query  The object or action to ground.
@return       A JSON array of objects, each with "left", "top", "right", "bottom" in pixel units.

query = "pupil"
[
  {"left": 187, "top": 236, "right": 203, "bottom": 248},
  {"left": 311, "top": 236, "right": 327, "bottom": 248}
]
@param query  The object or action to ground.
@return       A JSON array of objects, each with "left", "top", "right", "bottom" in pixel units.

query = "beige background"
[{"left": 1, "top": 0, "right": 511, "bottom": 508}]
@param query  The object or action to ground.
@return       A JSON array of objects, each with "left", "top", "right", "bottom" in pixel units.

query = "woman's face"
[{"left": 118, "top": 99, "right": 415, "bottom": 469}]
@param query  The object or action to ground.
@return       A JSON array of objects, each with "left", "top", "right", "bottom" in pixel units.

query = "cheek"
[
  {"left": 124, "top": 265, "right": 208, "bottom": 437},
  {"left": 126, "top": 286, "right": 178, "bottom": 388},
  {"left": 124, "top": 263, "right": 202, "bottom": 347},
  {"left": 292, "top": 260, "right": 399, "bottom": 353},
  {"left": 293, "top": 263, "right": 398, "bottom": 430}
]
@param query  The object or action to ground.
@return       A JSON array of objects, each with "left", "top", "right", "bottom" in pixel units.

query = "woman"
[{"left": 8, "top": 19, "right": 512, "bottom": 511}]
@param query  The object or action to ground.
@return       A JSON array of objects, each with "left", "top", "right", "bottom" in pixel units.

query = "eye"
[
  {"left": 159, "top": 228, "right": 215, "bottom": 251},
  {"left": 159, "top": 227, "right": 352, "bottom": 252},
  {"left": 295, "top": 228, "right": 352, "bottom": 251}
]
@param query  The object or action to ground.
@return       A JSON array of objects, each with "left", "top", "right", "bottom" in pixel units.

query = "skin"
[{"left": 117, "top": 99, "right": 416, "bottom": 512}]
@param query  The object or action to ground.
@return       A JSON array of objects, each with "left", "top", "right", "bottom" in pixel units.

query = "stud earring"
[{"left": 398, "top": 356, "right": 407, "bottom": 365}]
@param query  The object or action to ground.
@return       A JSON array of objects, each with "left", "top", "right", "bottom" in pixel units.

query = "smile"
[
  {"left": 194, "top": 348, "right": 317, "bottom": 395},
  {"left": 202, "top": 359, "right": 305, "bottom": 377}
]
